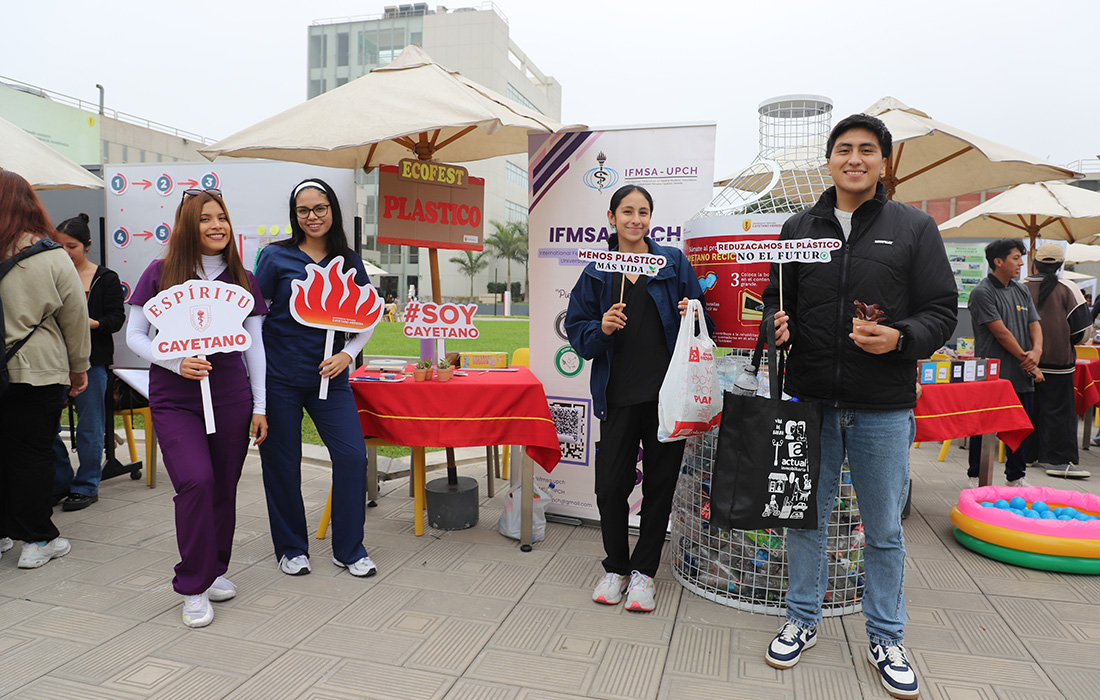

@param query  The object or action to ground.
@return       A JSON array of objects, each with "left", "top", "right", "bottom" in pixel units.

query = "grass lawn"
[{"left": 93, "top": 318, "right": 532, "bottom": 459}]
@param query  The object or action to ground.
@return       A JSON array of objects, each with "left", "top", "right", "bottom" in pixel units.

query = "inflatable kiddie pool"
[{"left": 950, "top": 486, "right": 1100, "bottom": 574}]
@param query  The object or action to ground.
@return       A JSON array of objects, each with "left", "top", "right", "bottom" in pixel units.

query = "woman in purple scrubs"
[{"left": 126, "top": 189, "right": 268, "bottom": 628}]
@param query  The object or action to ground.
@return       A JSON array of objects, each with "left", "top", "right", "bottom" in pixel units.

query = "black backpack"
[{"left": 1, "top": 238, "right": 62, "bottom": 395}]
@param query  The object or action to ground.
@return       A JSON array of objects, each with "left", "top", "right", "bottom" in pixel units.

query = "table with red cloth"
[
  {"left": 349, "top": 365, "right": 561, "bottom": 548},
  {"left": 1074, "top": 358, "right": 1100, "bottom": 448},
  {"left": 914, "top": 378, "right": 1033, "bottom": 486}
]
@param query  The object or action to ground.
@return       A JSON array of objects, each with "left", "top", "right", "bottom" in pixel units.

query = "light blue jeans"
[
  {"left": 784, "top": 406, "right": 914, "bottom": 646},
  {"left": 53, "top": 365, "right": 109, "bottom": 497}
]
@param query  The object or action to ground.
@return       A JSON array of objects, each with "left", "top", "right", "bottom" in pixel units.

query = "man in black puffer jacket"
[{"left": 760, "top": 114, "right": 957, "bottom": 700}]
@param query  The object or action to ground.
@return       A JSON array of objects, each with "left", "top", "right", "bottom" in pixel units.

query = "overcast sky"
[{"left": 4, "top": 0, "right": 1098, "bottom": 180}]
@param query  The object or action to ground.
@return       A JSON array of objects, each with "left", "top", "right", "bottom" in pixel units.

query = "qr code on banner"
[{"left": 547, "top": 397, "right": 590, "bottom": 465}]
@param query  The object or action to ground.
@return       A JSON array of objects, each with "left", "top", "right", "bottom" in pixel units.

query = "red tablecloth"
[
  {"left": 349, "top": 366, "right": 561, "bottom": 473},
  {"left": 914, "top": 379, "right": 1033, "bottom": 451},
  {"left": 1074, "top": 358, "right": 1100, "bottom": 417}
]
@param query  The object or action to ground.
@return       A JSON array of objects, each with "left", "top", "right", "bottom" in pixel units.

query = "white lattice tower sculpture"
[{"left": 703, "top": 94, "right": 834, "bottom": 217}]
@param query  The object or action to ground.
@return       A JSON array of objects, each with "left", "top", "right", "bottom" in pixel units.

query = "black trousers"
[
  {"left": 969, "top": 390, "right": 1034, "bottom": 482},
  {"left": 595, "top": 401, "right": 685, "bottom": 578},
  {"left": 1, "top": 383, "right": 67, "bottom": 543},
  {"left": 1028, "top": 371, "right": 1078, "bottom": 466}
]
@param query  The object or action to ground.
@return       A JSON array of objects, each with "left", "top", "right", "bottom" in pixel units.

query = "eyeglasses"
[
  {"left": 181, "top": 188, "right": 221, "bottom": 201},
  {"left": 296, "top": 204, "right": 330, "bottom": 219}
]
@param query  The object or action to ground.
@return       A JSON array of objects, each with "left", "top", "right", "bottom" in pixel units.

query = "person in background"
[
  {"left": 967, "top": 238, "right": 1042, "bottom": 489},
  {"left": 126, "top": 188, "right": 268, "bottom": 628},
  {"left": 51, "top": 213, "right": 126, "bottom": 511},
  {"left": 0, "top": 171, "right": 90, "bottom": 569},
  {"left": 762, "top": 114, "right": 957, "bottom": 700},
  {"left": 1024, "top": 242, "right": 1091, "bottom": 478},
  {"left": 566, "top": 184, "right": 711, "bottom": 613},
  {"left": 255, "top": 178, "right": 377, "bottom": 578}
]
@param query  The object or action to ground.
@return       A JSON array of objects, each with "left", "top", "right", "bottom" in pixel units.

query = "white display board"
[
  {"left": 528, "top": 124, "right": 716, "bottom": 522},
  {"left": 105, "top": 160, "right": 354, "bottom": 369}
]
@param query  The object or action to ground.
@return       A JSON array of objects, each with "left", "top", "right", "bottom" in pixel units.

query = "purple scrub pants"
[{"left": 152, "top": 398, "right": 252, "bottom": 595}]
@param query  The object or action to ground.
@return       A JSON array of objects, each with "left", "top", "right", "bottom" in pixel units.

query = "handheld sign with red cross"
[{"left": 143, "top": 279, "right": 255, "bottom": 433}]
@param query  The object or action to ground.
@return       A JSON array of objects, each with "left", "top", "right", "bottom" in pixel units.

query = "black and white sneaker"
[
  {"left": 765, "top": 621, "right": 817, "bottom": 669},
  {"left": 868, "top": 642, "right": 919, "bottom": 699}
]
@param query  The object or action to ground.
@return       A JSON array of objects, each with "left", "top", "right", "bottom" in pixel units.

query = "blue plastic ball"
[
  {"left": 981, "top": 501, "right": 994, "bottom": 507},
  {"left": 995, "top": 499, "right": 1010, "bottom": 509},
  {"left": 1032, "top": 501, "right": 1049, "bottom": 512},
  {"left": 1009, "top": 496, "right": 1027, "bottom": 510},
  {"left": 1023, "top": 510, "right": 1040, "bottom": 519},
  {"left": 1040, "top": 511, "right": 1056, "bottom": 519}
]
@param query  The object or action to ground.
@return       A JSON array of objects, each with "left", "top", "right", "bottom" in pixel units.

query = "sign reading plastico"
[
  {"left": 715, "top": 238, "right": 841, "bottom": 263},
  {"left": 577, "top": 249, "right": 668, "bottom": 275},
  {"left": 402, "top": 302, "right": 479, "bottom": 339},
  {"left": 377, "top": 159, "right": 485, "bottom": 251},
  {"left": 144, "top": 280, "right": 254, "bottom": 358}
]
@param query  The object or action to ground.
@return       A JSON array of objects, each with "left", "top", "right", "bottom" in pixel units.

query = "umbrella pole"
[{"left": 428, "top": 247, "right": 458, "bottom": 483}]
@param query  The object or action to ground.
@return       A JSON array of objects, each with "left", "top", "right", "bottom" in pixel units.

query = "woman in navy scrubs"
[{"left": 255, "top": 178, "right": 377, "bottom": 578}]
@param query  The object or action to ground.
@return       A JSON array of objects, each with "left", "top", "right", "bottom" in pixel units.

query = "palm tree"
[
  {"left": 449, "top": 250, "right": 489, "bottom": 302},
  {"left": 485, "top": 220, "right": 528, "bottom": 301}
]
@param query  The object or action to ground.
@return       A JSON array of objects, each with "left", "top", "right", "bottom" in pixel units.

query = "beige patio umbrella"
[
  {"left": 867, "top": 97, "right": 1079, "bottom": 201},
  {"left": 938, "top": 182, "right": 1100, "bottom": 256},
  {"left": 0, "top": 115, "right": 103, "bottom": 190},
  {"left": 1065, "top": 242, "right": 1100, "bottom": 264},
  {"left": 200, "top": 45, "right": 578, "bottom": 171}
]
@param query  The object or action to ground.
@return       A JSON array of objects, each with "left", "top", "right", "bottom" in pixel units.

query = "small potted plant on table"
[
  {"left": 414, "top": 359, "right": 433, "bottom": 382},
  {"left": 436, "top": 357, "right": 455, "bottom": 382}
]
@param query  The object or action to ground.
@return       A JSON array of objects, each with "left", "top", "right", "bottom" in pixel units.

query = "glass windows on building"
[
  {"left": 507, "top": 84, "right": 541, "bottom": 114},
  {"left": 506, "top": 161, "right": 528, "bottom": 188},
  {"left": 309, "top": 33, "right": 327, "bottom": 68},
  {"left": 337, "top": 32, "right": 349, "bottom": 67},
  {"left": 505, "top": 200, "right": 528, "bottom": 223}
]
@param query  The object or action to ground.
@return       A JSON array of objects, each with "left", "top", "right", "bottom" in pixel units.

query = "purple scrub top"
[{"left": 129, "top": 259, "right": 268, "bottom": 409}]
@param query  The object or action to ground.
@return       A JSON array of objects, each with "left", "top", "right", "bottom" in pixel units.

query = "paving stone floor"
[{"left": 2, "top": 433, "right": 1098, "bottom": 699}]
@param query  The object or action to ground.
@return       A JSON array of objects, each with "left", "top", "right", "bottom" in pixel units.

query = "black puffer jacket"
[
  {"left": 87, "top": 265, "right": 125, "bottom": 367},
  {"left": 761, "top": 184, "right": 957, "bottom": 409}
]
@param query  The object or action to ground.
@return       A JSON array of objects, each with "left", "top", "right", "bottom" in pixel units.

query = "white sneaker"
[
  {"left": 868, "top": 642, "right": 919, "bottom": 699},
  {"left": 1006, "top": 477, "right": 1033, "bottom": 487},
  {"left": 18, "top": 538, "right": 71, "bottom": 569},
  {"left": 279, "top": 554, "right": 311, "bottom": 576},
  {"left": 182, "top": 591, "right": 213, "bottom": 628},
  {"left": 333, "top": 555, "right": 378, "bottom": 577},
  {"left": 624, "top": 570, "right": 656, "bottom": 612},
  {"left": 966, "top": 477, "right": 980, "bottom": 489},
  {"left": 765, "top": 621, "right": 818, "bottom": 669},
  {"left": 592, "top": 572, "right": 628, "bottom": 605},
  {"left": 207, "top": 576, "right": 236, "bottom": 602},
  {"left": 0, "top": 537, "right": 12, "bottom": 562}
]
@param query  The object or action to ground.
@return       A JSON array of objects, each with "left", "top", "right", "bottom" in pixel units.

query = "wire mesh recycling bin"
[{"left": 671, "top": 429, "right": 865, "bottom": 616}]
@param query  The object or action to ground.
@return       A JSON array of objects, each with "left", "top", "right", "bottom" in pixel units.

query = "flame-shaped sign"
[{"left": 289, "top": 257, "right": 383, "bottom": 332}]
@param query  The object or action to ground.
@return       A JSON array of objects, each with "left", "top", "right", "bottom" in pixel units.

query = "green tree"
[
  {"left": 449, "top": 249, "right": 490, "bottom": 302},
  {"left": 485, "top": 220, "right": 529, "bottom": 301}
]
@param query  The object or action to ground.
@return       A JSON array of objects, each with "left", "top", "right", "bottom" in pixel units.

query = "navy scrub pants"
[{"left": 260, "top": 377, "right": 368, "bottom": 566}]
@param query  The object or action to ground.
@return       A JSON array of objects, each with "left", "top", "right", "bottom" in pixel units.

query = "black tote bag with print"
[{"left": 709, "top": 318, "right": 821, "bottom": 531}]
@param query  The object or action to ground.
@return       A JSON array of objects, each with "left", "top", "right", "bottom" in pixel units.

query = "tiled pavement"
[{"left": 2, "top": 433, "right": 1099, "bottom": 700}]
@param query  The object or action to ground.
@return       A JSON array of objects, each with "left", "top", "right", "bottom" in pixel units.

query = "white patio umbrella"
[
  {"left": 867, "top": 97, "right": 1079, "bottom": 202},
  {"left": 939, "top": 182, "right": 1100, "bottom": 255},
  {"left": 0, "top": 115, "right": 103, "bottom": 190},
  {"left": 200, "top": 45, "right": 579, "bottom": 170},
  {"left": 1065, "top": 242, "right": 1100, "bottom": 264}
]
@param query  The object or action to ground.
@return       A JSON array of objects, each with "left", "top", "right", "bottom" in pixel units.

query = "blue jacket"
[{"left": 565, "top": 238, "right": 711, "bottom": 420}]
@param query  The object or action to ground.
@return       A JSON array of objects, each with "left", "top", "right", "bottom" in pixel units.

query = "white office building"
[{"left": 308, "top": 2, "right": 562, "bottom": 301}]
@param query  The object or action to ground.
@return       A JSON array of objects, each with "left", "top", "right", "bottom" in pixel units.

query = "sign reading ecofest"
[
  {"left": 144, "top": 280, "right": 254, "bottom": 434},
  {"left": 377, "top": 158, "right": 485, "bottom": 251},
  {"left": 528, "top": 124, "right": 716, "bottom": 523}
]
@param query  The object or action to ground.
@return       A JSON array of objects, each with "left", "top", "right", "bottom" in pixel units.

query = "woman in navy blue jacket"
[
  {"left": 255, "top": 178, "right": 377, "bottom": 579},
  {"left": 565, "top": 184, "right": 710, "bottom": 613}
]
